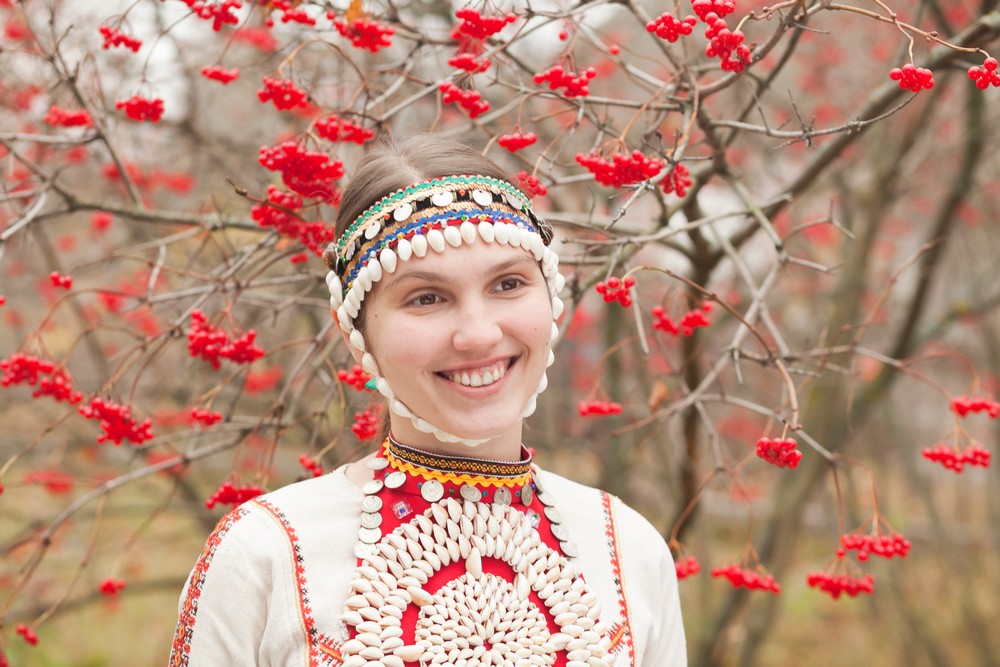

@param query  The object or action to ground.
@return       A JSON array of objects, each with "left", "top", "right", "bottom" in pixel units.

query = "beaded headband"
[{"left": 326, "top": 175, "right": 565, "bottom": 447}]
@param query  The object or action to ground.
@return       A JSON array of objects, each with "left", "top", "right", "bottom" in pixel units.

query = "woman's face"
[{"left": 361, "top": 241, "right": 552, "bottom": 458}]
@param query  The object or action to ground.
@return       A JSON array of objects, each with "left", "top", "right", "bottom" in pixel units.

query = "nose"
[{"left": 451, "top": 296, "right": 503, "bottom": 351}]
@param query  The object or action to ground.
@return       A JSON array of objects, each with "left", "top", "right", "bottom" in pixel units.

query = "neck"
[{"left": 386, "top": 418, "right": 525, "bottom": 462}]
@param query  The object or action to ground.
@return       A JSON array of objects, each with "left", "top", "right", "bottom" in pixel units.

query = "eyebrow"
[{"left": 382, "top": 255, "right": 538, "bottom": 292}]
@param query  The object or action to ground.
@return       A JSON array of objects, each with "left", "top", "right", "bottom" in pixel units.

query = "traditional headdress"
[{"left": 325, "top": 174, "right": 565, "bottom": 447}]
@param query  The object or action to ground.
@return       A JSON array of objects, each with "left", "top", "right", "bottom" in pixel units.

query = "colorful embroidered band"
[{"left": 387, "top": 434, "right": 533, "bottom": 480}]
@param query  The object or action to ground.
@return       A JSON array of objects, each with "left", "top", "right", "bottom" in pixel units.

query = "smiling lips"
[{"left": 440, "top": 358, "right": 512, "bottom": 387}]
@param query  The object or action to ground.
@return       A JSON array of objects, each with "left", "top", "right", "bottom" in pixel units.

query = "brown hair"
[{"left": 321, "top": 134, "right": 518, "bottom": 272}]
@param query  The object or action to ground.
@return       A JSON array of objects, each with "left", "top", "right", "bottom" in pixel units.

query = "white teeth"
[{"left": 444, "top": 360, "right": 508, "bottom": 387}]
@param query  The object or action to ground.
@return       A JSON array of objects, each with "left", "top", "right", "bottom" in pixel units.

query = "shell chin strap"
[{"left": 326, "top": 197, "right": 564, "bottom": 447}]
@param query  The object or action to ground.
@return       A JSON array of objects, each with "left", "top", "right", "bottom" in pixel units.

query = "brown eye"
[
  {"left": 496, "top": 278, "right": 523, "bottom": 292},
  {"left": 409, "top": 293, "right": 442, "bottom": 307}
]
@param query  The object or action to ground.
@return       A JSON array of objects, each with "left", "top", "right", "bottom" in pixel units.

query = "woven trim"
[
  {"left": 601, "top": 491, "right": 636, "bottom": 664},
  {"left": 382, "top": 439, "right": 532, "bottom": 488}
]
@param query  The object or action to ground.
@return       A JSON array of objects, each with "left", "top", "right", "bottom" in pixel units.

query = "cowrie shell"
[
  {"left": 478, "top": 221, "right": 495, "bottom": 243},
  {"left": 411, "top": 234, "right": 428, "bottom": 257},
  {"left": 396, "top": 239, "right": 412, "bottom": 261},
  {"left": 431, "top": 191, "right": 454, "bottom": 206},
  {"left": 494, "top": 222, "right": 510, "bottom": 244},
  {"left": 443, "top": 225, "right": 462, "bottom": 247},
  {"left": 367, "top": 259, "right": 383, "bottom": 282},
  {"left": 460, "top": 221, "right": 477, "bottom": 244},
  {"left": 426, "top": 229, "right": 445, "bottom": 252},
  {"left": 392, "top": 202, "right": 413, "bottom": 221}
]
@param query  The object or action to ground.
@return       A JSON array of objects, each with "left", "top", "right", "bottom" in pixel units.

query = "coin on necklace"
[
  {"left": 359, "top": 512, "right": 382, "bottom": 529},
  {"left": 543, "top": 505, "right": 562, "bottom": 523},
  {"left": 353, "top": 542, "right": 378, "bottom": 559},
  {"left": 560, "top": 540, "right": 579, "bottom": 558},
  {"left": 519, "top": 484, "right": 534, "bottom": 506},
  {"left": 360, "top": 495, "right": 383, "bottom": 513},
  {"left": 358, "top": 526, "right": 382, "bottom": 544},
  {"left": 493, "top": 487, "right": 512, "bottom": 506},
  {"left": 460, "top": 484, "right": 482, "bottom": 502},
  {"left": 384, "top": 471, "right": 407, "bottom": 489},
  {"left": 362, "top": 479, "right": 384, "bottom": 495},
  {"left": 420, "top": 479, "right": 444, "bottom": 503},
  {"left": 365, "top": 458, "right": 389, "bottom": 471},
  {"left": 550, "top": 522, "right": 570, "bottom": 542}
]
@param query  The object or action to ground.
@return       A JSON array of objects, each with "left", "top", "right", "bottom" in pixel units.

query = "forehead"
[{"left": 385, "top": 242, "right": 540, "bottom": 283}]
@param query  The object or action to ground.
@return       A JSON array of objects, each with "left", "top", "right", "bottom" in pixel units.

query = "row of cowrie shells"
[{"left": 341, "top": 499, "right": 611, "bottom": 667}]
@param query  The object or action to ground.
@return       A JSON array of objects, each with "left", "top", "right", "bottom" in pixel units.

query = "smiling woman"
[{"left": 169, "top": 136, "right": 687, "bottom": 667}]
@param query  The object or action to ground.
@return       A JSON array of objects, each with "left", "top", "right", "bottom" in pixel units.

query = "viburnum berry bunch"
[
  {"left": 533, "top": 65, "right": 597, "bottom": 98},
  {"left": 298, "top": 454, "right": 325, "bottom": 477},
  {"left": 352, "top": 408, "right": 380, "bottom": 440},
  {"left": 595, "top": 276, "right": 636, "bottom": 307},
  {"left": 675, "top": 555, "right": 701, "bottom": 580},
  {"left": 99, "top": 578, "right": 127, "bottom": 596},
  {"left": 439, "top": 81, "right": 490, "bottom": 118},
  {"left": 24, "top": 469, "right": 74, "bottom": 495},
  {"left": 279, "top": 7, "right": 315, "bottom": 26},
  {"left": 692, "top": 0, "right": 736, "bottom": 20},
  {"left": 703, "top": 16, "right": 752, "bottom": 72},
  {"left": 179, "top": 0, "right": 241, "bottom": 32},
  {"left": 448, "top": 52, "right": 490, "bottom": 74},
  {"left": 186, "top": 310, "right": 265, "bottom": 370},
  {"left": 453, "top": 7, "right": 516, "bottom": 40},
  {"left": 645, "top": 13, "right": 697, "bottom": 43},
  {"left": 577, "top": 400, "right": 623, "bottom": 417},
  {"left": 200, "top": 65, "right": 240, "bottom": 84},
  {"left": 44, "top": 105, "right": 93, "bottom": 127},
  {"left": 756, "top": 437, "right": 803, "bottom": 469},
  {"left": 711, "top": 563, "right": 781, "bottom": 593},
  {"left": 839, "top": 531, "right": 911, "bottom": 561},
  {"left": 99, "top": 24, "right": 141, "bottom": 51},
  {"left": 576, "top": 150, "right": 663, "bottom": 188},
  {"left": 661, "top": 162, "right": 692, "bottom": 197},
  {"left": 257, "top": 76, "right": 309, "bottom": 111},
  {"left": 806, "top": 570, "right": 875, "bottom": 600},
  {"left": 190, "top": 407, "right": 222, "bottom": 426},
  {"left": 79, "top": 397, "right": 155, "bottom": 445},
  {"left": 16, "top": 623, "right": 37, "bottom": 646},
  {"left": 921, "top": 444, "right": 991, "bottom": 472},
  {"left": 314, "top": 115, "right": 374, "bottom": 144},
  {"left": 258, "top": 142, "right": 345, "bottom": 203},
  {"left": 950, "top": 394, "right": 1000, "bottom": 418},
  {"left": 115, "top": 95, "right": 164, "bottom": 122},
  {"left": 337, "top": 364, "right": 372, "bottom": 391},
  {"left": 205, "top": 480, "right": 265, "bottom": 509},
  {"left": 516, "top": 171, "right": 547, "bottom": 198},
  {"left": 968, "top": 57, "right": 1000, "bottom": 89},
  {"left": 497, "top": 131, "right": 537, "bottom": 152},
  {"left": 333, "top": 16, "right": 394, "bottom": 53},
  {"left": 889, "top": 63, "right": 935, "bottom": 92},
  {"left": 49, "top": 271, "right": 72, "bottom": 289},
  {"left": 250, "top": 186, "right": 337, "bottom": 256},
  {"left": 652, "top": 302, "right": 713, "bottom": 336}
]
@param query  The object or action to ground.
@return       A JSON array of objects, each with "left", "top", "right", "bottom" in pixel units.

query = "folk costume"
[{"left": 170, "top": 175, "right": 686, "bottom": 667}]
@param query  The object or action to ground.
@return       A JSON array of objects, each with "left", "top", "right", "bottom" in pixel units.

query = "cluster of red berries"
[
  {"left": 711, "top": 564, "right": 781, "bottom": 593},
  {"left": 497, "top": 131, "right": 537, "bottom": 152},
  {"left": 704, "top": 16, "right": 751, "bottom": 72},
  {"left": 692, "top": 0, "right": 736, "bottom": 20},
  {"left": 453, "top": 8, "right": 516, "bottom": 40},
  {"left": 79, "top": 397, "right": 155, "bottom": 446},
  {"left": 533, "top": 65, "right": 597, "bottom": 98},
  {"left": 180, "top": 0, "right": 241, "bottom": 32},
  {"left": 516, "top": 171, "right": 547, "bottom": 198},
  {"left": 595, "top": 276, "right": 636, "bottom": 307},
  {"left": 645, "top": 13, "right": 697, "bottom": 43},
  {"left": 187, "top": 310, "right": 266, "bottom": 370},
  {"left": 232, "top": 26, "right": 277, "bottom": 52},
  {"left": 806, "top": 571, "right": 874, "bottom": 599},
  {"left": 352, "top": 408, "right": 380, "bottom": 440},
  {"left": 1, "top": 354, "right": 83, "bottom": 404},
  {"left": 755, "top": 437, "right": 802, "bottom": 469},
  {"left": 333, "top": 17, "right": 395, "bottom": 53},
  {"left": 279, "top": 7, "right": 315, "bottom": 25},
  {"left": 49, "top": 271, "right": 72, "bottom": 289},
  {"left": 576, "top": 150, "right": 663, "bottom": 188},
  {"left": 190, "top": 407, "right": 222, "bottom": 426},
  {"left": 652, "top": 302, "right": 713, "bottom": 336},
  {"left": 115, "top": 95, "right": 164, "bottom": 122},
  {"left": 675, "top": 555, "right": 701, "bottom": 580},
  {"left": 259, "top": 141, "right": 345, "bottom": 202},
  {"left": 968, "top": 57, "right": 1000, "bottom": 89},
  {"left": 298, "top": 454, "right": 325, "bottom": 477},
  {"left": 205, "top": 481, "right": 265, "bottom": 509},
  {"left": 44, "top": 104, "right": 93, "bottom": 127},
  {"left": 315, "top": 115, "right": 374, "bottom": 144},
  {"left": 24, "top": 469, "right": 74, "bottom": 495},
  {"left": 661, "top": 162, "right": 692, "bottom": 197},
  {"left": 99, "top": 577, "right": 127, "bottom": 596},
  {"left": 839, "top": 531, "right": 911, "bottom": 561},
  {"left": 950, "top": 394, "right": 1000, "bottom": 418},
  {"left": 16, "top": 624, "right": 37, "bottom": 646},
  {"left": 200, "top": 65, "right": 240, "bottom": 84},
  {"left": 577, "top": 400, "right": 623, "bottom": 417},
  {"left": 250, "top": 185, "right": 337, "bottom": 255},
  {"left": 448, "top": 52, "right": 490, "bottom": 73},
  {"left": 921, "top": 444, "right": 991, "bottom": 472},
  {"left": 439, "top": 81, "right": 490, "bottom": 118},
  {"left": 257, "top": 76, "right": 309, "bottom": 111},
  {"left": 337, "top": 364, "right": 373, "bottom": 391},
  {"left": 889, "top": 64, "right": 935, "bottom": 92},
  {"left": 99, "top": 24, "right": 142, "bottom": 51}
]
